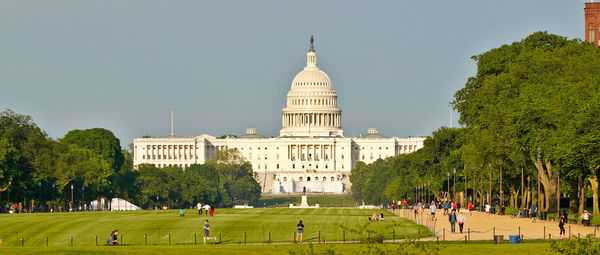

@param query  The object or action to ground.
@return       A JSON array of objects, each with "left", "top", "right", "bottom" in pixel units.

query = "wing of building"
[{"left": 133, "top": 38, "right": 426, "bottom": 194}]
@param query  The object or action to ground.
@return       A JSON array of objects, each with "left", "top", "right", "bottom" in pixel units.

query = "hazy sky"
[{"left": 0, "top": 0, "right": 586, "bottom": 147}]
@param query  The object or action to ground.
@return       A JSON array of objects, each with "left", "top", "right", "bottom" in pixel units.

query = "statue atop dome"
[{"left": 309, "top": 35, "right": 315, "bottom": 52}]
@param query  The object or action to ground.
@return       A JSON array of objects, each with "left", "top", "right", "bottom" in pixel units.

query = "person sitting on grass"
[
  {"left": 372, "top": 212, "right": 378, "bottom": 221},
  {"left": 379, "top": 213, "right": 384, "bottom": 221},
  {"left": 180, "top": 209, "right": 185, "bottom": 217},
  {"left": 106, "top": 229, "right": 119, "bottom": 246}
]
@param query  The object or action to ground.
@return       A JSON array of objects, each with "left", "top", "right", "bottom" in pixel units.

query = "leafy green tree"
[{"left": 61, "top": 128, "right": 124, "bottom": 173}]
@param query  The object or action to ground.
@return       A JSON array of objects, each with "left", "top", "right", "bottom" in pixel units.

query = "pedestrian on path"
[
  {"left": 582, "top": 210, "right": 591, "bottom": 226},
  {"left": 443, "top": 201, "right": 449, "bottom": 216},
  {"left": 485, "top": 203, "right": 491, "bottom": 217},
  {"left": 529, "top": 204, "right": 537, "bottom": 223},
  {"left": 429, "top": 202, "right": 437, "bottom": 220},
  {"left": 559, "top": 213, "right": 566, "bottom": 239},
  {"left": 457, "top": 212, "right": 466, "bottom": 234},
  {"left": 468, "top": 202, "right": 474, "bottom": 216},
  {"left": 449, "top": 210, "right": 457, "bottom": 233},
  {"left": 197, "top": 202, "right": 202, "bottom": 216}
]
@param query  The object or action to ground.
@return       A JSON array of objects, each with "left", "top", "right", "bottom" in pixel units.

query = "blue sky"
[{"left": 0, "top": 0, "right": 586, "bottom": 147}]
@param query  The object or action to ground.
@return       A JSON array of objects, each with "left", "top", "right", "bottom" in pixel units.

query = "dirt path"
[{"left": 393, "top": 209, "right": 598, "bottom": 241}]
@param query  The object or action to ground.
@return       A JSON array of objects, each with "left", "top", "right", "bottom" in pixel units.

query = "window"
[
  {"left": 276, "top": 164, "right": 279, "bottom": 169},
  {"left": 299, "top": 177, "right": 303, "bottom": 181},
  {"left": 591, "top": 27, "right": 596, "bottom": 42},
  {"left": 331, "top": 177, "right": 335, "bottom": 182},
  {"left": 307, "top": 177, "right": 311, "bottom": 181},
  {"left": 142, "top": 155, "right": 145, "bottom": 159},
  {"left": 283, "top": 177, "right": 287, "bottom": 181},
  {"left": 341, "top": 155, "right": 344, "bottom": 159},
  {"left": 158, "top": 155, "right": 161, "bottom": 159},
  {"left": 315, "top": 177, "right": 319, "bottom": 181},
  {"left": 292, "top": 164, "right": 295, "bottom": 169}
]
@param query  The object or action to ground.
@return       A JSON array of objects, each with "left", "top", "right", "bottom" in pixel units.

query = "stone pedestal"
[{"left": 300, "top": 195, "right": 309, "bottom": 207}]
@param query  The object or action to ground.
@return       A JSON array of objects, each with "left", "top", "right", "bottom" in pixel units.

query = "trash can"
[
  {"left": 509, "top": 235, "right": 520, "bottom": 244},
  {"left": 494, "top": 235, "right": 504, "bottom": 244}
]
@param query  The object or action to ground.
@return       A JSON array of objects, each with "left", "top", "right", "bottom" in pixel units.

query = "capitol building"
[{"left": 133, "top": 38, "right": 425, "bottom": 194}]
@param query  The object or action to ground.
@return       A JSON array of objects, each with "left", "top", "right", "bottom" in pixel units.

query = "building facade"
[
  {"left": 586, "top": 2, "right": 600, "bottom": 46},
  {"left": 133, "top": 38, "right": 426, "bottom": 194}
]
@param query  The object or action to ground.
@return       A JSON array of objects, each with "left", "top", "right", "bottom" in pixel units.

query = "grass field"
[
  {"left": 0, "top": 208, "right": 429, "bottom": 247},
  {"left": 0, "top": 242, "right": 552, "bottom": 255},
  {"left": 249, "top": 195, "right": 357, "bottom": 208}
]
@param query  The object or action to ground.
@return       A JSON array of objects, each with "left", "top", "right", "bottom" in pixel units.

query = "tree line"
[
  {"left": 0, "top": 109, "right": 260, "bottom": 212},
  {"left": 351, "top": 32, "right": 600, "bottom": 216}
]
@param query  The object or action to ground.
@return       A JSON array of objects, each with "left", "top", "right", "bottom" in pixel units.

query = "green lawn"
[
  {"left": 0, "top": 208, "right": 429, "bottom": 247},
  {"left": 0, "top": 242, "right": 552, "bottom": 255},
  {"left": 249, "top": 195, "right": 357, "bottom": 208}
]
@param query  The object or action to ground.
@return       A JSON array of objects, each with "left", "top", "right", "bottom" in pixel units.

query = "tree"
[{"left": 61, "top": 128, "right": 124, "bottom": 173}]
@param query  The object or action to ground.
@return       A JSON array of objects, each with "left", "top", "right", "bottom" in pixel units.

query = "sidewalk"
[{"left": 392, "top": 208, "right": 598, "bottom": 241}]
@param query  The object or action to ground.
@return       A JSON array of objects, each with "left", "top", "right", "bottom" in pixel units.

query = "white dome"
[
  {"left": 280, "top": 37, "right": 343, "bottom": 137},
  {"left": 290, "top": 68, "right": 333, "bottom": 91}
]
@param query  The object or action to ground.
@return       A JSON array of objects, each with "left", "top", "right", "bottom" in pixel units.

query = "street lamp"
[
  {"left": 453, "top": 168, "right": 456, "bottom": 201},
  {"left": 499, "top": 159, "right": 503, "bottom": 208},
  {"left": 447, "top": 172, "right": 450, "bottom": 201},
  {"left": 51, "top": 183, "right": 55, "bottom": 212},
  {"left": 38, "top": 181, "right": 41, "bottom": 212},
  {"left": 70, "top": 184, "right": 74, "bottom": 212},
  {"left": 81, "top": 186, "right": 85, "bottom": 210},
  {"left": 537, "top": 147, "right": 541, "bottom": 213}
]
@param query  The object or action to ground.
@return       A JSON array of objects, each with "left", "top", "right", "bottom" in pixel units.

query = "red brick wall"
[{"left": 585, "top": 2, "right": 600, "bottom": 46}]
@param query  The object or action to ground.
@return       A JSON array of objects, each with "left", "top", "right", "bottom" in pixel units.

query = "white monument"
[{"left": 289, "top": 195, "right": 319, "bottom": 208}]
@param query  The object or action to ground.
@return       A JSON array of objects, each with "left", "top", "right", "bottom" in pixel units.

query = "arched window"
[
  {"left": 591, "top": 26, "right": 596, "bottom": 43},
  {"left": 283, "top": 177, "right": 287, "bottom": 181},
  {"left": 322, "top": 176, "right": 326, "bottom": 182},
  {"left": 331, "top": 176, "right": 335, "bottom": 182},
  {"left": 315, "top": 177, "right": 319, "bottom": 181},
  {"left": 299, "top": 177, "right": 303, "bottom": 181},
  {"left": 307, "top": 177, "right": 311, "bottom": 181}
]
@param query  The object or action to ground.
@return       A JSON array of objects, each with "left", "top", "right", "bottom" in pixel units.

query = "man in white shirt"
[
  {"left": 197, "top": 202, "right": 202, "bottom": 216},
  {"left": 203, "top": 204, "right": 211, "bottom": 216}
]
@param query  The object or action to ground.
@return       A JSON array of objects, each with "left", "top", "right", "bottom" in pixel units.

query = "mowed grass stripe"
[{"left": 0, "top": 209, "right": 431, "bottom": 246}]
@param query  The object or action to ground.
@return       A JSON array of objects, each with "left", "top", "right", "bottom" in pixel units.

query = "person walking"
[
  {"left": 197, "top": 202, "right": 202, "bottom": 216},
  {"left": 203, "top": 220, "right": 216, "bottom": 244},
  {"left": 296, "top": 220, "right": 304, "bottom": 244},
  {"left": 443, "top": 201, "right": 449, "bottom": 216},
  {"left": 203, "top": 204, "right": 210, "bottom": 216},
  {"left": 485, "top": 203, "right": 491, "bottom": 217},
  {"left": 529, "top": 204, "right": 537, "bottom": 223},
  {"left": 559, "top": 213, "right": 566, "bottom": 239},
  {"left": 209, "top": 205, "right": 215, "bottom": 216},
  {"left": 468, "top": 202, "right": 474, "bottom": 216},
  {"left": 457, "top": 212, "right": 466, "bottom": 234},
  {"left": 449, "top": 210, "right": 457, "bottom": 233},
  {"left": 429, "top": 202, "right": 437, "bottom": 220}
]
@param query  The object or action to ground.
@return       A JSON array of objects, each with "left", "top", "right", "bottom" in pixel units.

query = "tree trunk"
[
  {"left": 590, "top": 176, "right": 599, "bottom": 217},
  {"left": 533, "top": 156, "right": 557, "bottom": 212},
  {"left": 579, "top": 178, "right": 586, "bottom": 216}
]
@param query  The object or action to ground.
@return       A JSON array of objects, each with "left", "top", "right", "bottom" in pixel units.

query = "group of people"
[
  {"left": 369, "top": 213, "right": 384, "bottom": 221},
  {"left": 196, "top": 202, "right": 215, "bottom": 217}
]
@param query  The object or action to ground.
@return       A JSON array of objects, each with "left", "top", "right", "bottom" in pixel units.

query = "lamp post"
[
  {"left": 499, "top": 160, "right": 503, "bottom": 208},
  {"left": 81, "top": 186, "right": 84, "bottom": 210},
  {"left": 51, "top": 183, "right": 55, "bottom": 212},
  {"left": 70, "top": 184, "right": 74, "bottom": 212},
  {"left": 453, "top": 168, "right": 456, "bottom": 201},
  {"left": 38, "top": 181, "right": 41, "bottom": 212},
  {"left": 537, "top": 147, "right": 541, "bottom": 212},
  {"left": 447, "top": 172, "right": 450, "bottom": 201}
]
